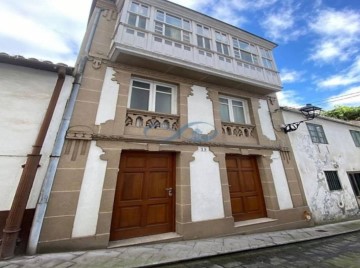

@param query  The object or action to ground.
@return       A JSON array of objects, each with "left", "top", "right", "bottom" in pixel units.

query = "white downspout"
[{"left": 27, "top": 7, "right": 103, "bottom": 255}]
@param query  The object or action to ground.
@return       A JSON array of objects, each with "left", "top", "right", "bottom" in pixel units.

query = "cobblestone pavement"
[
  {"left": 0, "top": 220, "right": 359, "bottom": 268},
  {"left": 157, "top": 231, "right": 360, "bottom": 268}
]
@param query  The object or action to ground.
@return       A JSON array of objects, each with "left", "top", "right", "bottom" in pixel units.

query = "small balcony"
[
  {"left": 221, "top": 122, "right": 257, "bottom": 144},
  {"left": 109, "top": 24, "right": 282, "bottom": 95},
  {"left": 124, "top": 109, "right": 180, "bottom": 138}
]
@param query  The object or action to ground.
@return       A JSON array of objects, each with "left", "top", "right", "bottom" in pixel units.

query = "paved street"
[
  {"left": 158, "top": 231, "right": 360, "bottom": 268},
  {"left": 0, "top": 220, "right": 359, "bottom": 268}
]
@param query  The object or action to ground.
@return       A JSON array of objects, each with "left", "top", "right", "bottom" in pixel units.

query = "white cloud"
[
  {"left": 169, "top": 0, "right": 277, "bottom": 27},
  {"left": 325, "top": 87, "right": 360, "bottom": 108},
  {"left": 167, "top": 0, "right": 213, "bottom": 11},
  {"left": 280, "top": 69, "right": 303, "bottom": 83},
  {"left": 309, "top": 9, "right": 360, "bottom": 63},
  {"left": 276, "top": 90, "right": 303, "bottom": 108},
  {"left": 0, "top": 0, "right": 92, "bottom": 65},
  {"left": 261, "top": 2, "right": 305, "bottom": 43},
  {"left": 318, "top": 56, "right": 360, "bottom": 88}
]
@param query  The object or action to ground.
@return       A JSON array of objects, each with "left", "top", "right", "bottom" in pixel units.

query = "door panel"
[
  {"left": 226, "top": 155, "right": 266, "bottom": 221},
  {"left": 110, "top": 151, "right": 175, "bottom": 240}
]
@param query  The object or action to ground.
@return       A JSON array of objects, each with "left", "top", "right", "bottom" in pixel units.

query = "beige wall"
[{"left": 37, "top": 0, "right": 312, "bottom": 253}]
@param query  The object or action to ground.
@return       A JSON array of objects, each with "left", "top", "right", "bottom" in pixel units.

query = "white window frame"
[
  {"left": 232, "top": 37, "right": 259, "bottom": 65},
  {"left": 155, "top": 10, "right": 191, "bottom": 43},
  {"left": 127, "top": 1, "right": 149, "bottom": 29},
  {"left": 260, "top": 47, "right": 274, "bottom": 69},
  {"left": 215, "top": 31, "right": 230, "bottom": 56},
  {"left": 196, "top": 24, "right": 211, "bottom": 50},
  {"left": 128, "top": 78, "right": 177, "bottom": 114},
  {"left": 219, "top": 95, "right": 250, "bottom": 124}
]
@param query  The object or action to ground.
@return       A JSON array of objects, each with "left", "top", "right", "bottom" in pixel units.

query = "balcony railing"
[
  {"left": 126, "top": 109, "right": 179, "bottom": 131},
  {"left": 222, "top": 122, "right": 256, "bottom": 143},
  {"left": 112, "top": 24, "right": 282, "bottom": 89}
]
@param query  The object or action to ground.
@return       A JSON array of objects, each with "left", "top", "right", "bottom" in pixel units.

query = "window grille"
[{"left": 324, "top": 171, "right": 342, "bottom": 191}]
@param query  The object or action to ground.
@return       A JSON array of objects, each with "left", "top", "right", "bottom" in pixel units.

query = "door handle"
[{"left": 165, "top": 187, "right": 173, "bottom": 197}]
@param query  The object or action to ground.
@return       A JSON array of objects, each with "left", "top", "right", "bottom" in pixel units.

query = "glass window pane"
[
  {"left": 155, "top": 92, "right": 171, "bottom": 113},
  {"left": 183, "top": 20, "right": 190, "bottom": 31},
  {"left": 204, "top": 38, "right": 211, "bottom": 49},
  {"left": 234, "top": 49, "right": 240, "bottom": 58},
  {"left": 166, "top": 14, "right": 182, "bottom": 27},
  {"left": 165, "top": 25, "right": 181, "bottom": 40},
  {"left": 263, "top": 58, "right": 273, "bottom": 68},
  {"left": 156, "top": 85, "right": 172, "bottom": 93},
  {"left": 260, "top": 48, "right": 267, "bottom": 58},
  {"left": 130, "top": 2, "right": 138, "bottom": 13},
  {"left": 216, "top": 42, "right": 222, "bottom": 53},
  {"left": 197, "top": 25, "right": 203, "bottom": 34},
  {"left": 130, "top": 88, "right": 149, "bottom": 110},
  {"left": 232, "top": 100, "right": 243, "bottom": 107},
  {"left": 233, "top": 105, "right": 245, "bottom": 124},
  {"left": 239, "top": 40, "right": 249, "bottom": 51},
  {"left": 140, "top": 5, "right": 148, "bottom": 16},
  {"left": 220, "top": 104, "right": 230, "bottom": 122},
  {"left": 253, "top": 55, "right": 259, "bottom": 65},
  {"left": 241, "top": 51, "right": 252, "bottom": 63},
  {"left": 233, "top": 38, "right": 238, "bottom": 48},
  {"left": 156, "top": 10, "right": 164, "bottom": 21},
  {"left": 133, "top": 81, "right": 150, "bottom": 89},
  {"left": 197, "top": 36, "right": 204, "bottom": 47},
  {"left": 223, "top": 45, "right": 229, "bottom": 55},
  {"left": 221, "top": 33, "right": 227, "bottom": 43},
  {"left": 215, "top": 32, "right": 222, "bottom": 41},
  {"left": 183, "top": 32, "right": 190, "bottom": 43},
  {"left": 219, "top": 98, "right": 228, "bottom": 104},
  {"left": 155, "top": 22, "right": 163, "bottom": 34},
  {"left": 203, "top": 27, "right": 210, "bottom": 37},
  {"left": 128, "top": 13, "right": 137, "bottom": 26},
  {"left": 138, "top": 16, "right": 146, "bottom": 29}
]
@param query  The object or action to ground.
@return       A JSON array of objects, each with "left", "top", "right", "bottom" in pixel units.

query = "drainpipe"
[
  {"left": 26, "top": 7, "right": 103, "bottom": 255},
  {"left": 0, "top": 67, "right": 66, "bottom": 259}
]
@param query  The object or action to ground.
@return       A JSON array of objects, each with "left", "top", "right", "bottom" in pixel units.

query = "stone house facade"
[{"left": 32, "top": 0, "right": 313, "bottom": 253}]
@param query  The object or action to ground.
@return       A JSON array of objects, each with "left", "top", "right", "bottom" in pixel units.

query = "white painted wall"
[
  {"left": 258, "top": 99, "right": 276, "bottom": 141},
  {"left": 0, "top": 63, "right": 73, "bottom": 210},
  {"left": 72, "top": 141, "right": 107, "bottom": 237},
  {"left": 270, "top": 151, "right": 294, "bottom": 210},
  {"left": 283, "top": 110, "right": 360, "bottom": 223},
  {"left": 95, "top": 67, "right": 119, "bottom": 125},
  {"left": 190, "top": 147, "right": 225, "bottom": 222},
  {"left": 187, "top": 85, "right": 215, "bottom": 134}
]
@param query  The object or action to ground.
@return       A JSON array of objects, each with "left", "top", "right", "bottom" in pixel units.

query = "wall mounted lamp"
[{"left": 282, "top": 104, "right": 322, "bottom": 134}]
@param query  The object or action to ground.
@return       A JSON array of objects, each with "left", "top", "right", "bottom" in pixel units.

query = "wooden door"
[
  {"left": 226, "top": 155, "right": 266, "bottom": 221},
  {"left": 110, "top": 151, "right": 175, "bottom": 240}
]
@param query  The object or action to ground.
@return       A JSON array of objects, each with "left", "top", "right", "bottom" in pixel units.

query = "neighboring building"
[
  {"left": 0, "top": 53, "right": 73, "bottom": 252},
  {"left": 33, "top": 0, "right": 313, "bottom": 253},
  {"left": 282, "top": 108, "right": 360, "bottom": 224}
]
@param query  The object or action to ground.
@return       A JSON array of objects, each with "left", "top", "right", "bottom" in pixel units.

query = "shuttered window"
[
  {"left": 350, "top": 130, "right": 360, "bottom": 147},
  {"left": 324, "top": 171, "right": 342, "bottom": 191},
  {"left": 306, "top": 123, "right": 328, "bottom": 144},
  {"left": 348, "top": 173, "right": 360, "bottom": 198}
]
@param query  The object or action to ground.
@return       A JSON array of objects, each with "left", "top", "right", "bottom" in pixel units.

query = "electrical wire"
[{"left": 287, "top": 91, "right": 360, "bottom": 108}]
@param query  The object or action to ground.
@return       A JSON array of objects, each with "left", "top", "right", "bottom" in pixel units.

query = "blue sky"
[{"left": 1, "top": 0, "right": 359, "bottom": 110}]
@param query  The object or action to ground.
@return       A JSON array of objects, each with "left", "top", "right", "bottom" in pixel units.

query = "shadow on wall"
[{"left": 0, "top": 209, "right": 35, "bottom": 254}]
